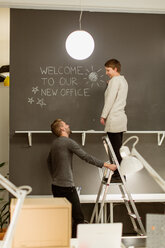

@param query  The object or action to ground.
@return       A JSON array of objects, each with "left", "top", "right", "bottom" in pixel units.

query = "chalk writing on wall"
[{"left": 27, "top": 65, "right": 104, "bottom": 108}]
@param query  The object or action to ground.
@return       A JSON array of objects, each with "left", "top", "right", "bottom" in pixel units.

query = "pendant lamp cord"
[{"left": 79, "top": 10, "right": 83, "bottom": 30}]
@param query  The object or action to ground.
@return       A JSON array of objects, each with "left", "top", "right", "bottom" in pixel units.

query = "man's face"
[
  {"left": 61, "top": 121, "right": 71, "bottom": 135},
  {"left": 105, "top": 66, "right": 117, "bottom": 79}
]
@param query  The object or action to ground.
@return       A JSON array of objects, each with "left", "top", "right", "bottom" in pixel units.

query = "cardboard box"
[{"left": 10, "top": 197, "right": 71, "bottom": 248}]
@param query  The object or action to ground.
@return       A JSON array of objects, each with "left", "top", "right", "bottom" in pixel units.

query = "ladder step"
[
  {"left": 134, "top": 227, "right": 145, "bottom": 236},
  {"left": 123, "top": 197, "right": 129, "bottom": 201},
  {"left": 129, "top": 213, "right": 137, "bottom": 219},
  {"left": 102, "top": 177, "right": 108, "bottom": 184}
]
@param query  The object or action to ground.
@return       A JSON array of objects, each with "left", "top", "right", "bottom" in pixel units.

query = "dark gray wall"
[
  {"left": 10, "top": 9, "right": 165, "bottom": 195},
  {"left": 10, "top": 9, "right": 165, "bottom": 131},
  {"left": 10, "top": 132, "right": 165, "bottom": 195}
]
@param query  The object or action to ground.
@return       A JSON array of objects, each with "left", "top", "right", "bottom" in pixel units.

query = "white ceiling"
[{"left": 0, "top": 0, "right": 165, "bottom": 13}]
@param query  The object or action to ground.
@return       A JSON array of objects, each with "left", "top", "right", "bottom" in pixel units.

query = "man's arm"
[{"left": 69, "top": 139, "right": 116, "bottom": 171}]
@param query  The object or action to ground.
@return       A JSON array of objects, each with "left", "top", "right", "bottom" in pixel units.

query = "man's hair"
[
  {"left": 104, "top": 59, "right": 121, "bottom": 73},
  {"left": 51, "top": 119, "right": 63, "bottom": 137}
]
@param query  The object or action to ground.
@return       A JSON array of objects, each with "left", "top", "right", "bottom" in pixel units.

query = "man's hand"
[
  {"left": 104, "top": 162, "right": 117, "bottom": 171},
  {"left": 100, "top": 117, "right": 105, "bottom": 125}
]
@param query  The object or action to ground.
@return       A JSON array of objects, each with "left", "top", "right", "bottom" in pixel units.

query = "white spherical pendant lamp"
[{"left": 65, "top": 30, "right": 95, "bottom": 60}]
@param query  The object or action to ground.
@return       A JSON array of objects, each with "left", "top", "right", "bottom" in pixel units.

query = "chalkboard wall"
[
  {"left": 10, "top": 9, "right": 165, "bottom": 131},
  {"left": 10, "top": 9, "right": 165, "bottom": 196}
]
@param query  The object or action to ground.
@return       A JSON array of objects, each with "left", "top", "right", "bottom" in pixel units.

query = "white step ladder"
[{"left": 90, "top": 136, "right": 146, "bottom": 236}]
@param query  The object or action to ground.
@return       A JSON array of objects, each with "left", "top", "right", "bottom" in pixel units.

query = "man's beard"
[{"left": 66, "top": 127, "right": 71, "bottom": 135}]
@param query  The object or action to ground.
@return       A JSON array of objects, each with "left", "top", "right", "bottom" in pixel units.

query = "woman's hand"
[{"left": 100, "top": 117, "right": 105, "bottom": 125}]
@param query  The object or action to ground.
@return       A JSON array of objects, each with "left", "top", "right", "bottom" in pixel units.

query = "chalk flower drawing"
[
  {"left": 84, "top": 66, "right": 104, "bottom": 88},
  {"left": 36, "top": 98, "right": 46, "bottom": 107},
  {"left": 28, "top": 97, "right": 34, "bottom": 104},
  {"left": 32, "top": 86, "right": 39, "bottom": 94}
]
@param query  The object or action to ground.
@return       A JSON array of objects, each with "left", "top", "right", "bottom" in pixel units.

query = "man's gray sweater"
[{"left": 47, "top": 136, "right": 104, "bottom": 187}]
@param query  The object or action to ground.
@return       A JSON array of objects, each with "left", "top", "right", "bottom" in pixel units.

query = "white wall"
[
  {"left": 0, "top": 8, "right": 9, "bottom": 176},
  {"left": 0, "top": 8, "right": 9, "bottom": 66},
  {"left": 0, "top": 0, "right": 165, "bottom": 13}
]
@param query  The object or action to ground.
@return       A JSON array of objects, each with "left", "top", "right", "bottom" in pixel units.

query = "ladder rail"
[
  {"left": 90, "top": 179, "right": 105, "bottom": 223},
  {"left": 119, "top": 184, "right": 145, "bottom": 235},
  {"left": 90, "top": 167, "right": 108, "bottom": 223},
  {"left": 96, "top": 170, "right": 113, "bottom": 223},
  {"left": 90, "top": 168, "right": 113, "bottom": 223}
]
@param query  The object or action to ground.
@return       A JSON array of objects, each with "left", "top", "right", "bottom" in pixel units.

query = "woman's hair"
[{"left": 104, "top": 59, "right": 121, "bottom": 73}]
